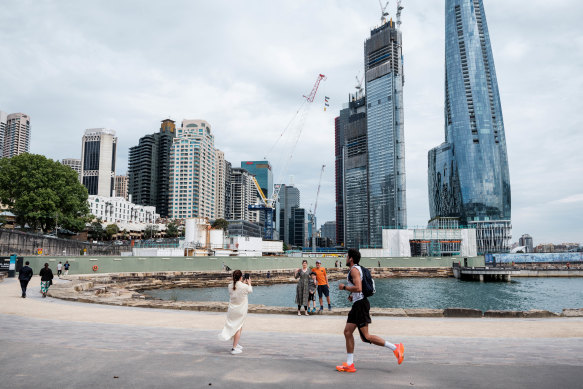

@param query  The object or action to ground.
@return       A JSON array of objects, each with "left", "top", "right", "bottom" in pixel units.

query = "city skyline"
[{"left": 1, "top": 1, "right": 581, "bottom": 242}]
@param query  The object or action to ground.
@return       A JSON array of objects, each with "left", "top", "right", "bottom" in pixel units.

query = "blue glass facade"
[
  {"left": 429, "top": 0, "right": 510, "bottom": 225},
  {"left": 241, "top": 161, "right": 273, "bottom": 199},
  {"left": 365, "top": 22, "right": 407, "bottom": 247}
]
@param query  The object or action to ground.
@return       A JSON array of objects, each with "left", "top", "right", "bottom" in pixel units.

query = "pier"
[{"left": 453, "top": 264, "right": 520, "bottom": 282}]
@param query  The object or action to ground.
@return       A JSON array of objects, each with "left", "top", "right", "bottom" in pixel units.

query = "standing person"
[
  {"left": 313, "top": 260, "right": 332, "bottom": 311},
  {"left": 218, "top": 270, "right": 253, "bottom": 355},
  {"left": 336, "top": 248, "right": 404, "bottom": 373},
  {"left": 308, "top": 272, "right": 318, "bottom": 313},
  {"left": 39, "top": 263, "right": 54, "bottom": 298},
  {"left": 57, "top": 261, "right": 63, "bottom": 277},
  {"left": 294, "top": 260, "right": 311, "bottom": 316},
  {"left": 64, "top": 261, "right": 70, "bottom": 276},
  {"left": 18, "top": 261, "right": 33, "bottom": 298}
]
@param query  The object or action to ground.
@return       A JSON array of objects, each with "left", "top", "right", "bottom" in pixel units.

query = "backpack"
[{"left": 348, "top": 265, "right": 376, "bottom": 298}]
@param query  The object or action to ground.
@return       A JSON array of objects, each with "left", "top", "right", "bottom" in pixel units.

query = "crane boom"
[
  {"left": 303, "top": 74, "right": 327, "bottom": 103},
  {"left": 251, "top": 176, "right": 268, "bottom": 205}
]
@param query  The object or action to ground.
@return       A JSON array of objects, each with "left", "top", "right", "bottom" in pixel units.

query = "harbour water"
[{"left": 145, "top": 277, "right": 583, "bottom": 313}]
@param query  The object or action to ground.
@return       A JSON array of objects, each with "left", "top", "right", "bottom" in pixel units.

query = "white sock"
[
  {"left": 347, "top": 353, "right": 354, "bottom": 365},
  {"left": 384, "top": 341, "right": 397, "bottom": 351}
]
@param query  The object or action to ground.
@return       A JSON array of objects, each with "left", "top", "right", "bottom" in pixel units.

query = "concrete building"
[
  {"left": 81, "top": 128, "right": 117, "bottom": 197},
  {"left": 229, "top": 168, "right": 256, "bottom": 222},
  {"left": 114, "top": 175, "right": 129, "bottom": 200},
  {"left": 321, "top": 221, "right": 336, "bottom": 244},
  {"left": 365, "top": 19, "right": 407, "bottom": 246},
  {"left": 2, "top": 113, "right": 31, "bottom": 158},
  {"left": 169, "top": 119, "right": 218, "bottom": 219},
  {"left": 223, "top": 160, "right": 232, "bottom": 220},
  {"left": 62, "top": 158, "right": 82, "bottom": 180},
  {"left": 88, "top": 195, "right": 158, "bottom": 225},
  {"left": 227, "top": 219, "right": 261, "bottom": 238},
  {"left": 519, "top": 234, "right": 534, "bottom": 253},
  {"left": 128, "top": 119, "right": 176, "bottom": 217},
  {"left": 428, "top": 0, "right": 511, "bottom": 254}
]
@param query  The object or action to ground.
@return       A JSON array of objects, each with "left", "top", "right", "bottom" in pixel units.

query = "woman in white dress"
[{"left": 218, "top": 269, "right": 253, "bottom": 354}]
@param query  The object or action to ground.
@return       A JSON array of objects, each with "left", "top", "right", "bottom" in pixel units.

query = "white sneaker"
[
  {"left": 231, "top": 348, "right": 242, "bottom": 355},
  {"left": 235, "top": 344, "right": 243, "bottom": 351}
]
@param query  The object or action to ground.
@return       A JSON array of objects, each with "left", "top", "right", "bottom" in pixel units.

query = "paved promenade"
[{"left": 1, "top": 277, "right": 582, "bottom": 388}]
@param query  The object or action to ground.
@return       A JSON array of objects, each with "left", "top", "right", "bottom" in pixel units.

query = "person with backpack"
[{"left": 336, "top": 248, "right": 404, "bottom": 373}]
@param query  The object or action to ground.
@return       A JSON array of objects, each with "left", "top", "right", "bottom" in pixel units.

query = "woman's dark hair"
[
  {"left": 232, "top": 270, "right": 242, "bottom": 290},
  {"left": 347, "top": 248, "right": 361, "bottom": 264},
  {"left": 302, "top": 259, "right": 308, "bottom": 264}
]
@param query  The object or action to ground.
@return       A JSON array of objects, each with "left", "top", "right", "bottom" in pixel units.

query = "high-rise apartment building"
[
  {"left": 428, "top": 0, "right": 511, "bottom": 254},
  {"left": 229, "top": 168, "right": 255, "bottom": 221},
  {"left": 62, "top": 158, "right": 82, "bottom": 180},
  {"left": 365, "top": 19, "right": 407, "bottom": 246},
  {"left": 114, "top": 175, "right": 129, "bottom": 200},
  {"left": 277, "top": 184, "right": 300, "bottom": 245},
  {"left": 216, "top": 151, "right": 226, "bottom": 219},
  {"left": 128, "top": 119, "right": 176, "bottom": 217},
  {"left": 80, "top": 128, "right": 117, "bottom": 197},
  {"left": 2, "top": 113, "right": 31, "bottom": 158},
  {"left": 290, "top": 207, "right": 307, "bottom": 248},
  {"left": 224, "top": 160, "right": 233, "bottom": 220},
  {"left": 169, "top": 119, "right": 218, "bottom": 219}
]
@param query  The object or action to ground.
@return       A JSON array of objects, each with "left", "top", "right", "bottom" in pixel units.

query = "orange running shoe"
[
  {"left": 393, "top": 343, "right": 405, "bottom": 365},
  {"left": 336, "top": 363, "right": 357, "bottom": 373}
]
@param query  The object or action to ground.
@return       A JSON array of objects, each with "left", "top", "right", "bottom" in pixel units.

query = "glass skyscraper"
[
  {"left": 365, "top": 20, "right": 407, "bottom": 247},
  {"left": 428, "top": 0, "right": 511, "bottom": 253}
]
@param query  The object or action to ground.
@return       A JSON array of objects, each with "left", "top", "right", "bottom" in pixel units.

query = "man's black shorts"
[
  {"left": 317, "top": 284, "right": 329, "bottom": 298},
  {"left": 347, "top": 298, "right": 371, "bottom": 328}
]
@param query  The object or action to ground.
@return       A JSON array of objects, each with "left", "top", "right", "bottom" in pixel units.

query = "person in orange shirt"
[{"left": 313, "top": 260, "right": 331, "bottom": 311}]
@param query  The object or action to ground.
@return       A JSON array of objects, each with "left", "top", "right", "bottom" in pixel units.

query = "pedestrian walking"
[
  {"left": 218, "top": 270, "right": 253, "bottom": 355},
  {"left": 294, "top": 259, "right": 311, "bottom": 316},
  {"left": 18, "top": 261, "right": 33, "bottom": 298},
  {"left": 308, "top": 272, "right": 318, "bottom": 313},
  {"left": 313, "top": 260, "right": 332, "bottom": 311},
  {"left": 39, "top": 263, "right": 54, "bottom": 298},
  {"left": 336, "top": 248, "right": 404, "bottom": 373},
  {"left": 57, "top": 261, "right": 62, "bottom": 277},
  {"left": 64, "top": 261, "right": 70, "bottom": 276}
]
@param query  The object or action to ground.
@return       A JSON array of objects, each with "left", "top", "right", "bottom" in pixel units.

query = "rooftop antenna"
[
  {"left": 396, "top": 0, "right": 404, "bottom": 27},
  {"left": 378, "top": 0, "right": 390, "bottom": 25}
]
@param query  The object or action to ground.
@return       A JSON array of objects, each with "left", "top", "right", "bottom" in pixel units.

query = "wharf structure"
[{"left": 428, "top": 0, "right": 511, "bottom": 254}]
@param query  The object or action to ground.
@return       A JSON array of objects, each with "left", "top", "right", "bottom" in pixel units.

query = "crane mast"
[{"left": 311, "top": 164, "right": 326, "bottom": 251}]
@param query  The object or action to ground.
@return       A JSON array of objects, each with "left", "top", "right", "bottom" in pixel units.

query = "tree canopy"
[
  {"left": 0, "top": 153, "right": 90, "bottom": 232},
  {"left": 211, "top": 218, "right": 229, "bottom": 231}
]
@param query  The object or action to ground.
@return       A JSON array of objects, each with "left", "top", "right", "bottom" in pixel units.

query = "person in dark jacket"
[
  {"left": 18, "top": 261, "right": 33, "bottom": 298},
  {"left": 39, "top": 263, "right": 53, "bottom": 298}
]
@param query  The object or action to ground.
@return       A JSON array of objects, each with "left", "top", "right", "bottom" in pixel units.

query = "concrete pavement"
[{"left": 1, "top": 276, "right": 582, "bottom": 388}]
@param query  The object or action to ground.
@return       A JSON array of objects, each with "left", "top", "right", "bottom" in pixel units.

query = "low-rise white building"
[{"left": 88, "top": 195, "right": 159, "bottom": 224}]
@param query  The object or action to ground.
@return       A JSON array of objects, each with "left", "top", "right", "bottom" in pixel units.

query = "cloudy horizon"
[{"left": 1, "top": 0, "right": 581, "bottom": 245}]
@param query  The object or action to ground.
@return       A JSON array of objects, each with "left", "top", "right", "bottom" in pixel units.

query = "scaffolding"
[{"left": 469, "top": 220, "right": 512, "bottom": 254}]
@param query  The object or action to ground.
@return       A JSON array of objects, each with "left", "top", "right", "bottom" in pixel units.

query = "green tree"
[
  {"left": 283, "top": 242, "right": 289, "bottom": 251},
  {"left": 143, "top": 224, "right": 159, "bottom": 239},
  {"left": 89, "top": 221, "right": 105, "bottom": 241},
  {"left": 165, "top": 222, "right": 180, "bottom": 238},
  {"left": 211, "top": 218, "right": 229, "bottom": 231},
  {"left": 0, "top": 153, "right": 90, "bottom": 232},
  {"left": 105, "top": 224, "right": 120, "bottom": 240}
]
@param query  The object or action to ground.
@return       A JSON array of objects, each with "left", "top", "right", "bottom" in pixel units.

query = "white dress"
[{"left": 218, "top": 281, "right": 253, "bottom": 341}]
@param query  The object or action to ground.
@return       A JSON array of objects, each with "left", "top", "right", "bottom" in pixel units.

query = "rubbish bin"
[{"left": 8, "top": 254, "right": 17, "bottom": 278}]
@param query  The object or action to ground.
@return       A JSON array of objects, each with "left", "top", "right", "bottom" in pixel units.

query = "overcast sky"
[{"left": 1, "top": 0, "right": 582, "bottom": 245}]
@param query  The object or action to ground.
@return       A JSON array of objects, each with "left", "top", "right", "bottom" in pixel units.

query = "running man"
[
  {"left": 336, "top": 248, "right": 404, "bottom": 373},
  {"left": 313, "top": 260, "right": 332, "bottom": 311}
]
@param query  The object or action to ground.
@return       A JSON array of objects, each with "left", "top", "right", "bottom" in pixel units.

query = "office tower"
[
  {"left": 321, "top": 221, "right": 336, "bottom": 245},
  {"left": 216, "top": 151, "right": 226, "bottom": 219},
  {"left": 114, "top": 175, "right": 129, "bottom": 199},
  {"left": 277, "top": 184, "right": 300, "bottom": 245},
  {"left": 229, "top": 168, "right": 255, "bottom": 221},
  {"left": 169, "top": 119, "right": 217, "bottom": 219},
  {"left": 0, "top": 111, "right": 6, "bottom": 158},
  {"left": 81, "top": 128, "right": 117, "bottom": 197},
  {"left": 334, "top": 116, "right": 345, "bottom": 247},
  {"left": 3, "top": 113, "right": 31, "bottom": 158},
  {"left": 428, "top": 0, "right": 511, "bottom": 253},
  {"left": 365, "top": 19, "right": 407, "bottom": 247},
  {"left": 224, "top": 160, "right": 232, "bottom": 220},
  {"left": 62, "top": 158, "right": 82, "bottom": 180},
  {"left": 241, "top": 161, "right": 273, "bottom": 199},
  {"left": 128, "top": 119, "right": 176, "bottom": 217},
  {"left": 290, "top": 207, "right": 306, "bottom": 247},
  {"left": 519, "top": 234, "right": 533, "bottom": 253}
]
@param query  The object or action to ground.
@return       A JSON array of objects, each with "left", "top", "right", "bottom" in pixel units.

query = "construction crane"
[
  {"left": 396, "top": 0, "right": 404, "bottom": 27},
  {"left": 311, "top": 164, "right": 326, "bottom": 251},
  {"left": 378, "top": 0, "right": 390, "bottom": 25},
  {"left": 249, "top": 74, "right": 327, "bottom": 241},
  {"left": 355, "top": 74, "right": 364, "bottom": 95}
]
